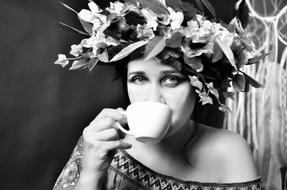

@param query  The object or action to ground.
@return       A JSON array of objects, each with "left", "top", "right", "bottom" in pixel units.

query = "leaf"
[
  {"left": 199, "top": 0, "right": 216, "bottom": 18},
  {"left": 125, "top": 11, "right": 146, "bottom": 25},
  {"left": 144, "top": 36, "right": 166, "bottom": 60},
  {"left": 182, "top": 64, "right": 198, "bottom": 75},
  {"left": 69, "top": 59, "right": 89, "bottom": 70},
  {"left": 243, "top": 73, "right": 263, "bottom": 88},
  {"left": 207, "top": 84, "right": 219, "bottom": 99},
  {"left": 196, "top": 90, "right": 213, "bottom": 105},
  {"left": 237, "top": 51, "right": 247, "bottom": 68},
  {"left": 165, "top": 0, "right": 183, "bottom": 11},
  {"left": 221, "top": 79, "right": 232, "bottom": 89},
  {"left": 87, "top": 58, "right": 99, "bottom": 71},
  {"left": 110, "top": 40, "right": 147, "bottom": 62},
  {"left": 166, "top": 32, "right": 182, "bottom": 48},
  {"left": 182, "top": 2, "right": 196, "bottom": 20},
  {"left": 194, "top": 0, "right": 204, "bottom": 13},
  {"left": 164, "top": 57, "right": 182, "bottom": 71},
  {"left": 240, "top": 37, "right": 254, "bottom": 52},
  {"left": 189, "top": 76, "right": 203, "bottom": 90},
  {"left": 222, "top": 92, "right": 235, "bottom": 100},
  {"left": 60, "top": 2, "right": 78, "bottom": 14},
  {"left": 183, "top": 56, "right": 203, "bottom": 72},
  {"left": 219, "top": 104, "right": 232, "bottom": 112},
  {"left": 57, "top": 22, "right": 89, "bottom": 36},
  {"left": 97, "top": 50, "right": 109, "bottom": 63},
  {"left": 212, "top": 42, "right": 224, "bottom": 63},
  {"left": 244, "top": 77, "right": 250, "bottom": 92},
  {"left": 236, "top": 0, "right": 249, "bottom": 28},
  {"left": 233, "top": 73, "right": 246, "bottom": 91},
  {"left": 246, "top": 53, "right": 269, "bottom": 65},
  {"left": 124, "top": 0, "right": 169, "bottom": 15},
  {"left": 78, "top": 18, "right": 93, "bottom": 35},
  {"left": 216, "top": 39, "right": 237, "bottom": 71}
]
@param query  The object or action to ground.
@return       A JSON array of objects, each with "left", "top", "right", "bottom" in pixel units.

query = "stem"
[{"left": 67, "top": 56, "right": 84, "bottom": 61}]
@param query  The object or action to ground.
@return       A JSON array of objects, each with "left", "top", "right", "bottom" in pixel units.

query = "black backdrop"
[{"left": 0, "top": 0, "right": 240, "bottom": 189}]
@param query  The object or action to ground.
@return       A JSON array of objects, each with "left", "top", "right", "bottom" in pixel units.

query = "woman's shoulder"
[
  {"left": 196, "top": 123, "right": 251, "bottom": 152},
  {"left": 186, "top": 122, "right": 259, "bottom": 182}
]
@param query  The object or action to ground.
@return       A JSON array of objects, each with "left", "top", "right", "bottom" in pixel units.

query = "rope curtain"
[{"left": 223, "top": 0, "right": 287, "bottom": 189}]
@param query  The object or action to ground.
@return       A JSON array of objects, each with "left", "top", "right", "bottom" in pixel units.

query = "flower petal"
[
  {"left": 78, "top": 9, "right": 95, "bottom": 23},
  {"left": 54, "top": 54, "right": 69, "bottom": 67}
]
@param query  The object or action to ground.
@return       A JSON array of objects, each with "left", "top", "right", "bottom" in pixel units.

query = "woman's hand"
[{"left": 79, "top": 108, "right": 131, "bottom": 188}]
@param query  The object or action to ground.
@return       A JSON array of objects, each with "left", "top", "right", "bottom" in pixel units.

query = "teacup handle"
[{"left": 115, "top": 111, "right": 133, "bottom": 135}]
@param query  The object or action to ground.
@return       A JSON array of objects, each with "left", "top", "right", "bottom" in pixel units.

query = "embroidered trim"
[{"left": 110, "top": 150, "right": 262, "bottom": 190}]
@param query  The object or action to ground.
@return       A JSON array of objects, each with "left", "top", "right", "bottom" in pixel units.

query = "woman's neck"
[{"left": 125, "top": 120, "right": 197, "bottom": 159}]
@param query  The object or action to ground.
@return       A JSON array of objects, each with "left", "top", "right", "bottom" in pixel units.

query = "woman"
[{"left": 53, "top": 0, "right": 263, "bottom": 189}]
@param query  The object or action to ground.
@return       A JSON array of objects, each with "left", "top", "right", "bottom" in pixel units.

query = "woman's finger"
[
  {"left": 92, "top": 128, "right": 120, "bottom": 141},
  {"left": 93, "top": 108, "right": 126, "bottom": 124},
  {"left": 104, "top": 140, "right": 132, "bottom": 150},
  {"left": 87, "top": 116, "right": 116, "bottom": 132}
]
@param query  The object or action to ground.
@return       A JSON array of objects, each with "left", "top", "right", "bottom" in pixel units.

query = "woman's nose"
[{"left": 145, "top": 84, "right": 165, "bottom": 103}]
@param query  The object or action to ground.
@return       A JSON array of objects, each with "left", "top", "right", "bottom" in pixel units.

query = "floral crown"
[{"left": 55, "top": 0, "right": 266, "bottom": 112}]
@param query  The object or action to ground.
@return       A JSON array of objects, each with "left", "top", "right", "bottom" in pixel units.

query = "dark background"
[{"left": 0, "top": 0, "right": 256, "bottom": 190}]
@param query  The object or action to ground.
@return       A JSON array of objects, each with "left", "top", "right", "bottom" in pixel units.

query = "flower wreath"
[{"left": 55, "top": 0, "right": 267, "bottom": 112}]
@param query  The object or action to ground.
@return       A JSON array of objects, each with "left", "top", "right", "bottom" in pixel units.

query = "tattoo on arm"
[{"left": 53, "top": 137, "right": 84, "bottom": 190}]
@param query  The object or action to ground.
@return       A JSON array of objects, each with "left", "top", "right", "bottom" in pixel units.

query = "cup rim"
[{"left": 128, "top": 101, "right": 169, "bottom": 108}]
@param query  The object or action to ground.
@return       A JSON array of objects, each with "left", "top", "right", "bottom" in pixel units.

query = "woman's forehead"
[{"left": 127, "top": 58, "right": 180, "bottom": 73}]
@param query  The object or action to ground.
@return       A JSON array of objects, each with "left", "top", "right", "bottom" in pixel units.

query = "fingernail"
[{"left": 124, "top": 142, "right": 132, "bottom": 149}]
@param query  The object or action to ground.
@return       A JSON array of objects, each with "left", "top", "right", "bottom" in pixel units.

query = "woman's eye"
[
  {"left": 162, "top": 76, "right": 180, "bottom": 87},
  {"left": 129, "top": 76, "right": 147, "bottom": 85}
]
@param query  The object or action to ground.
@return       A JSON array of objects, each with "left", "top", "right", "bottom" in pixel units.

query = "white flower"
[
  {"left": 181, "top": 39, "right": 214, "bottom": 58},
  {"left": 107, "top": 1, "right": 124, "bottom": 15},
  {"left": 195, "top": 14, "right": 204, "bottom": 22},
  {"left": 137, "top": 24, "right": 155, "bottom": 40},
  {"left": 78, "top": 9, "right": 107, "bottom": 30},
  {"left": 80, "top": 33, "right": 118, "bottom": 57},
  {"left": 78, "top": 2, "right": 107, "bottom": 32},
  {"left": 157, "top": 14, "right": 170, "bottom": 25},
  {"left": 218, "top": 30, "right": 235, "bottom": 47},
  {"left": 196, "top": 90, "right": 213, "bottom": 105},
  {"left": 96, "top": 32, "right": 119, "bottom": 46},
  {"left": 54, "top": 54, "right": 69, "bottom": 67},
  {"left": 141, "top": 9, "right": 158, "bottom": 31},
  {"left": 215, "top": 23, "right": 238, "bottom": 47},
  {"left": 168, "top": 7, "right": 184, "bottom": 30},
  {"left": 206, "top": 82, "right": 219, "bottom": 99},
  {"left": 88, "top": 1, "right": 102, "bottom": 13},
  {"left": 189, "top": 76, "right": 203, "bottom": 90},
  {"left": 70, "top": 44, "right": 83, "bottom": 57},
  {"left": 78, "top": 9, "right": 95, "bottom": 23}
]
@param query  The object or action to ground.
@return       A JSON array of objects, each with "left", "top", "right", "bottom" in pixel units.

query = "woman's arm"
[
  {"left": 53, "top": 137, "right": 85, "bottom": 190},
  {"left": 52, "top": 136, "right": 107, "bottom": 190},
  {"left": 53, "top": 108, "right": 131, "bottom": 190}
]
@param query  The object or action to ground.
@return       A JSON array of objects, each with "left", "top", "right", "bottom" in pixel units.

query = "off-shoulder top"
[
  {"left": 53, "top": 138, "right": 263, "bottom": 190},
  {"left": 106, "top": 150, "right": 262, "bottom": 190}
]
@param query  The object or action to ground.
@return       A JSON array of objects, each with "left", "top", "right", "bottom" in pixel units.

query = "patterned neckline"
[{"left": 110, "top": 149, "right": 262, "bottom": 189}]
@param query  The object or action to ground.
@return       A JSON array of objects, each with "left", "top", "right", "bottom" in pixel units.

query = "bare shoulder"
[{"left": 186, "top": 123, "right": 259, "bottom": 182}]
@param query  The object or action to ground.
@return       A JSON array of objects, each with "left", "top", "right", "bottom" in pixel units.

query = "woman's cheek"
[{"left": 127, "top": 86, "right": 147, "bottom": 103}]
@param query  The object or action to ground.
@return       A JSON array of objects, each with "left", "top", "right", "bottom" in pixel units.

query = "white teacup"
[{"left": 116, "top": 101, "right": 171, "bottom": 144}]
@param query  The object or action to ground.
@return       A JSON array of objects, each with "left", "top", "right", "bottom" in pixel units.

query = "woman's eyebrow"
[
  {"left": 160, "top": 70, "right": 181, "bottom": 75},
  {"left": 128, "top": 71, "right": 145, "bottom": 76}
]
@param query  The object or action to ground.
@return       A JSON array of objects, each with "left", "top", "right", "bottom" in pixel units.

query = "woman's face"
[{"left": 126, "top": 58, "right": 196, "bottom": 136}]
